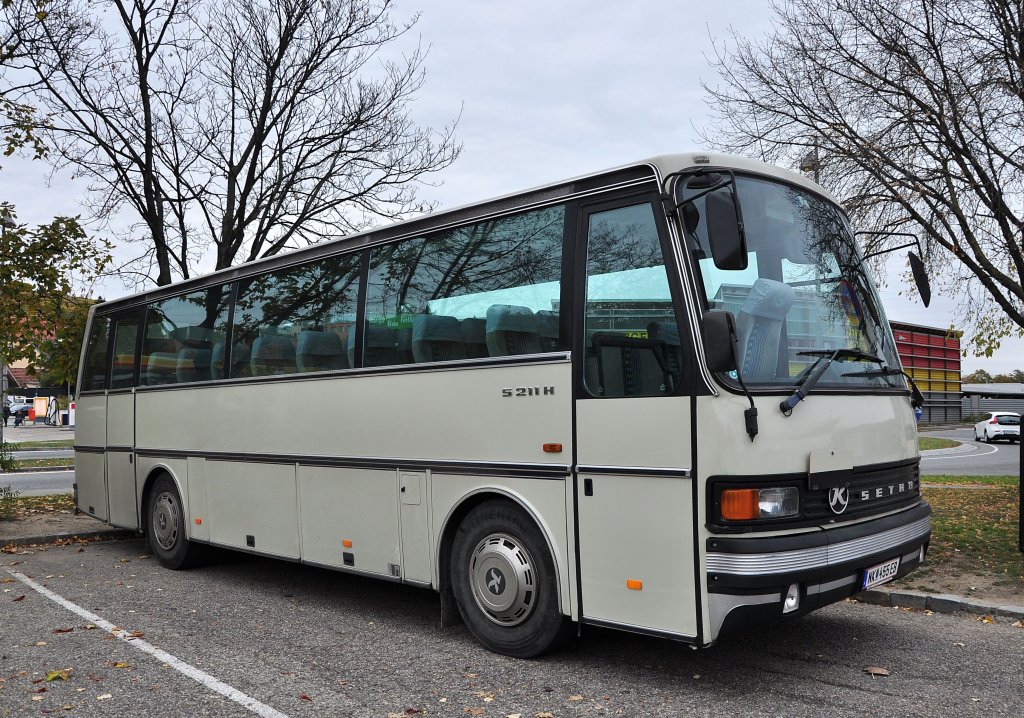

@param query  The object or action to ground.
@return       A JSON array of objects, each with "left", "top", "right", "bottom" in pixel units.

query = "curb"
[
  {"left": 1, "top": 528, "right": 136, "bottom": 548},
  {"left": 856, "top": 588, "right": 1024, "bottom": 621}
]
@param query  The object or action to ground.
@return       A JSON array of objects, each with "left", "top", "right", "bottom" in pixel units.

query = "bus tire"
[
  {"left": 146, "top": 475, "right": 205, "bottom": 570},
  {"left": 450, "top": 500, "right": 570, "bottom": 657}
]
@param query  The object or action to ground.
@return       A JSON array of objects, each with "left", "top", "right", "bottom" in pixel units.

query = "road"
[
  {"left": 1, "top": 539, "right": 1021, "bottom": 717},
  {"left": 920, "top": 427, "right": 1022, "bottom": 476},
  {"left": 10, "top": 449, "right": 73, "bottom": 461},
  {"left": 0, "top": 468, "right": 74, "bottom": 496}
]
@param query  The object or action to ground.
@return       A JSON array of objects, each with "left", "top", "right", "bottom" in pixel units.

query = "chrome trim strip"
[
  {"left": 575, "top": 465, "right": 690, "bottom": 478},
  {"left": 806, "top": 574, "right": 859, "bottom": 595},
  {"left": 706, "top": 516, "right": 931, "bottom": 576}
]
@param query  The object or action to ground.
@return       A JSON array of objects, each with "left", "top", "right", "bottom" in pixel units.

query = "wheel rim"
[
  {"left": 152, "top": 491, "right": 180, "bottom": 551},
  {"left": 468, "top": 532, "right": 537, "bottom": 627}
]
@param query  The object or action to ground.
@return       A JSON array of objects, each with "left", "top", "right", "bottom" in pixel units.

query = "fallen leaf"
[
  {"left": 405, "top": 710, "right": 423, "bottom": 716},
  {"left": 52, "top": 628, "right": 74, "bottom": 634},
  {"left": 13, "top": 595, "right": 26, "bottom": 602},
  {"left": 535, "top": 713, "right": 555, "bottom": 718},
  {"left": 507, "top": 714, "right": 522, "bottom": 718},
  {"left": 464, "top": 709, "right": 485, "bottom": 717},
  {"left": 979, "top": 615, "right": 994, "bottom": 624},
  {"left": 32, "top": 695, "right": 45, "bottom": 701},
  {"left": 0, "top": 577, "right": 13, "bottom": 583},
  {"left": 35, "top": 641, "right": 47, "bottom": 647},
  {"left": 1013, "top": 620, "right": 1023, "bottom": 628},
  {"left": 863, "top": 666, "right": 890, "bottom": 678},
  {"left": 83, "top": 624, "right": 97, "bottom": 630},
  {"left": 96, "top": 694, "right": 112, "bottom": 700},
  {"left": 46, "top": 670, "right": 71, "bottom": 682},
  {"left": 475, "top": 691, "right": 495, "bottom": 702},
  {"left": 32, "top": 687, "right": 47, "bottom": 694},
  {"left": 126, "top": 630, "right": 144, "bottom": 639},
  {"left": 299, "top": 694, "right": 312, "bottom": 702},
  {"left": 569, "top": 695, "right": 584, "bottom": 701},
  {"left": 112, "top": 662, "right": 130, "bottom": 669},
  {"left": 953, "top": 642, "right": 965, "bottom": 646}
]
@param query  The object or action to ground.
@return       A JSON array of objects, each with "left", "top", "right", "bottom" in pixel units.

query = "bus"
[{"left": 74, "top": 153, "right": 931, "bottom": 657}]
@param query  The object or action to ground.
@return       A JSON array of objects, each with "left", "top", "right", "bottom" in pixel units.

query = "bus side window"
[
  {"left": 109, "top": 314, "right": 140, "bottom": 390},
  {"left": 231, "top": 255, "right": 359, "bottom": 378},
  {"left": 364, "top": 204, "right": 565, "bottom": 366},
  {"left": 81, "top": 315, "right": 111, "bottom": 391},
  {"left": 582, "top": 202, "right": 683, "bottom": 398},
  {"left": 142, "top": 284, "right": 231, "bottom": 385}
]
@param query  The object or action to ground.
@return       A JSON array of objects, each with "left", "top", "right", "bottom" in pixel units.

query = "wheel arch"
[
  {"left": 139, "top": 464, "right": 185, "bottom": 535},
  {"left": 435, "top": 487, "right": 566, "bottom": 615}
]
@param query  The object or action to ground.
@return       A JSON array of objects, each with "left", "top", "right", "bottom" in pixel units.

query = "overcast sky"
[{"left": 4, "top": 0, "right": 1021, "bottom": 374}]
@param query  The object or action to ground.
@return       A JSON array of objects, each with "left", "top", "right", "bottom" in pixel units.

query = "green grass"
[
  {"left": 14, "top": 457, "right": 74, "bottom": 469},
  {"left": 922, "top": 474, "right": 1020, "bottom": 486},
  {"left": 8, "top": 439, "right": 75, "bottom": 449},
  {"left": 920, "top": 482, "right": 1023, "bottom": 587},
  {"left": 919, "top": 437, "right": 960, "bottom": 450}
]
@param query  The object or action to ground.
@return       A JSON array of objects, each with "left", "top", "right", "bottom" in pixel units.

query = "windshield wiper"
[
  {"left": 779, "top": 348, "right": 885, "bottom": 416},
  {"left": 841, "top": 367, "right": 925, "bottom": 408}
]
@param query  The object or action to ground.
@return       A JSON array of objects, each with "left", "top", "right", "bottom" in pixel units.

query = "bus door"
[
  {"left": 105, "top": 309, "right": 141, "bottom": 529},
  {"left": 573, "top": 199, "right": 698, "bottom": 638}
]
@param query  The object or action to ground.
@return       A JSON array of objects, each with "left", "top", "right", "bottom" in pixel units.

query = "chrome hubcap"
[
  {"left": 468, "top": 532, "right": 537, "bottom": 626},
  {"left": 152, "top": 492, "right": 179, "bottom": 551}
]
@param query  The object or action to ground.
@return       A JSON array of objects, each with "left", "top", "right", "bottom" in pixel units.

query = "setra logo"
[{"left": 828, "top": 486, "right": 850, "bottom": 515}]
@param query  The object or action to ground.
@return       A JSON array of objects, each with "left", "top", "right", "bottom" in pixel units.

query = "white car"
[{"left": 973, "top": 411, "right": 1021, "bottom": 443}]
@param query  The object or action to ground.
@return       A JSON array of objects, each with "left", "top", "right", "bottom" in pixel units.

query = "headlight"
[{"left": 721, "top": 486, "right": 800, "bottom": 521}]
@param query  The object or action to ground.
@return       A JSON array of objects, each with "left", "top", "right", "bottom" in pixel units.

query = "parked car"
[
  {"left": 973, "top": 411, "right": 1021, "bottom": 443},
  {"left": 8, "top": 401, "right": 33, "bottom": 420}
]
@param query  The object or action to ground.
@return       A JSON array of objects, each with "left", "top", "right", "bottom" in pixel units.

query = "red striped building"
[{"left": 891, "top": 321, "right": 962, "bottom": 424}]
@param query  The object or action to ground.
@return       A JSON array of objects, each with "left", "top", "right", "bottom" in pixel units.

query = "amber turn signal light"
[{"left": 721, "top": 488, "right": 760, "bottom": 521}]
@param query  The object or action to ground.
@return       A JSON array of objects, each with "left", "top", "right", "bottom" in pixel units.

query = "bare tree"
[
  {"left": 701, "top": 0, "right": 1024, "bottom": 355},
  {"left": 1, "top": 0, "right": 460, "bottom": 286}
]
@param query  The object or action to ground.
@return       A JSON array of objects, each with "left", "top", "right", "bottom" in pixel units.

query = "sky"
[{"left": 3, "top": 0, "right": 1021, "bottom": 374}]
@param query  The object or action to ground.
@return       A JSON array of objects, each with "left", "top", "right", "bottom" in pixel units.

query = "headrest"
[
  {"left": 413, "top": 315, "right": 462, "bottom": 343},
  {"left": 297, "top": 330, "right": 344, "bottom": 355},
  {"left": 486, "top": 305, "right": 538, "bottom": 334},
  {"left": 739, "top": 278, "right": 795, "bottom": 320}
]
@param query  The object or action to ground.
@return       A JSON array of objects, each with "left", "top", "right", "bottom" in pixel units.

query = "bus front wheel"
[
  {"left": 450, "top": 500, "right": 570, "bottom": 657},
  {"left": 146, "top": 474, "right": 205, "bottom": 570}
]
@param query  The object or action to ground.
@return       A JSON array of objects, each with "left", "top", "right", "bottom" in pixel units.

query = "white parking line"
[{"left": 6, "top": 570, "right": 291, "bottom": 718}]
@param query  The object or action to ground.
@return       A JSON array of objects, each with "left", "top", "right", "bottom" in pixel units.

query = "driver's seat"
[{"left": 735, "top": 278, "right": 795, "bottom": 381}]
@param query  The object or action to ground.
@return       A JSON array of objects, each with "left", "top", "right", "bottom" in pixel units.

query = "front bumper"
[{"left": 705, "top": 501, "right": 931, "bottom": 640}]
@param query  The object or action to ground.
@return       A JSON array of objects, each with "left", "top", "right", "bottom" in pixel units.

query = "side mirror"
[
  {"left": 908, "top": 251, "right": 931, "bottom": 307},
  {"left": 706, "top": 188, "right": 748, "bottom": 270},
  {"left": 702, "top": 309, "right": 738, "bottom": 373}
]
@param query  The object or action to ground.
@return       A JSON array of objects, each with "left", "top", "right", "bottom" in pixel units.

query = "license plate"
[{"left": 862, "top": 557, "right": 901, "bottom": 589}]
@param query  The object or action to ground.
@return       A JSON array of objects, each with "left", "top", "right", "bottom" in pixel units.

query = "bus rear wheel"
[
  {"left": 147, "top": 474, "right": 205, "bottom": 570},
  {"left": 450, "top": 500, "right": 570, "bottom": 657}
]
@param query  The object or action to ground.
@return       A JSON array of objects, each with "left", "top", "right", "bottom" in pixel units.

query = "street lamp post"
[{"left": 1, "top": 213, "right": 16, "bottom": 452}]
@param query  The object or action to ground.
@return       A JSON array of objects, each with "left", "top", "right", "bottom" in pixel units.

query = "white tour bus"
[{"left": 75, "top": 153, "right": 931, "bottom": 656}]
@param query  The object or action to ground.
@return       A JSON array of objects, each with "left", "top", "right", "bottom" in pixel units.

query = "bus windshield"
[{"left": 680, "top": 173, "right": 902, "bottom": 388}]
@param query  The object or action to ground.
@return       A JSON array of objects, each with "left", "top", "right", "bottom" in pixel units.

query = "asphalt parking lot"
[{"left": 3, "top": 538, "right": 1023, "bottom": 718}]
